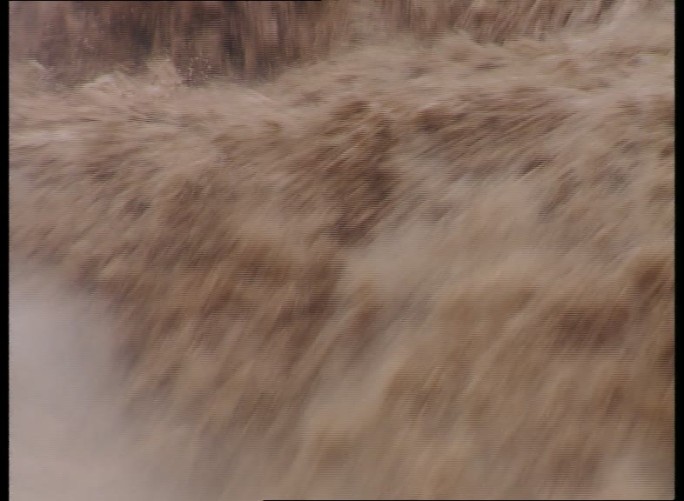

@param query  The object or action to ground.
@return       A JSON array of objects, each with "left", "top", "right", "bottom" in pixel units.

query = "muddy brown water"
[{"left": 8, "top": 261, "right": 673, "bottom": 500}]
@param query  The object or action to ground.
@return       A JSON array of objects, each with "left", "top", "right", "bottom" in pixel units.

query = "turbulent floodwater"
[
  {"left": 9, "top": 1, "right": 673, "bottom": 499},
  {"left": 7, "top": 261, "right": 673, "bottom": 500}
]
